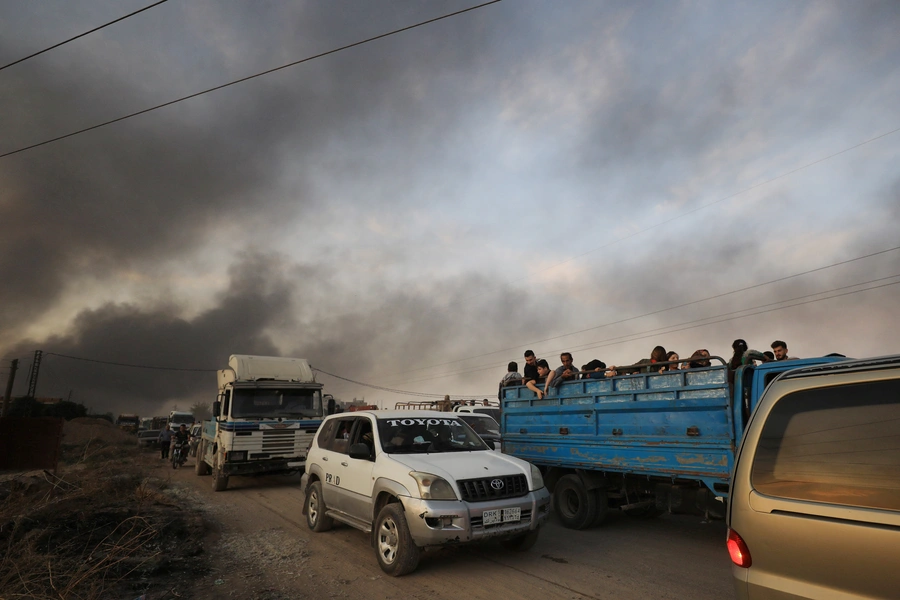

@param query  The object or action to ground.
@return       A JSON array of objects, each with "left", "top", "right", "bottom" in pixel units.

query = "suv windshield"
[
  {"left": 232, "top": 388, "right": 322, "bottom": 418},
  {"left": 377, "top": 416, "right": 488, "bottom": 454}
]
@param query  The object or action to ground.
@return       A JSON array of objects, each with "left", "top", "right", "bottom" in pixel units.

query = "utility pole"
[
  {"left": 26, "top": 350, "right": 42, "bottom": 398},
  {"left": 2, "top": 359, "right": 18, "bottom": 418}
]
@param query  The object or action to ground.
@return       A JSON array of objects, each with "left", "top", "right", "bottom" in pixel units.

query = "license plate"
[{"left": 482, "top": 507, "right": 521, "bottom": 525}]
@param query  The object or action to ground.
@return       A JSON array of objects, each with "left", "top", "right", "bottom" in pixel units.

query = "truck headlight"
[
  {"left": 227, "top": 450, "right": 247, "bottom": 462},
  {"left": 530, "top": 464, "right": 544, "bottom": 490},
  {"left": 409, "top": 472, "right": 457, "bottom": 500}
]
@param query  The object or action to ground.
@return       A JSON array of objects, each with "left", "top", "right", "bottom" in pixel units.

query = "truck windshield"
[
  {"left": 377, "top": 417, "right": 488, "bottom": 454},
  {"left": 170, "top": 414, "right": 193, "bottom": 426},
  {"left": 231, "top": 389, "right": 322, "bottom": 419}
]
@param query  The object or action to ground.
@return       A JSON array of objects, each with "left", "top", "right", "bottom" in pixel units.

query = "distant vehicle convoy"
[
  {"left": 115, "top": 414, "right": 140, "bottom": 434},
  {"left": 168, "top": 410, "right": 194, "bottom": 429},
  {"left": 137, "top": 429, "right": 160, "bottom": 449},
  {"left": 194, "top": 355, "right": 325, "bottom": 491}
]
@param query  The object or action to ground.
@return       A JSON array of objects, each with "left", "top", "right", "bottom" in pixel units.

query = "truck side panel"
[{"left": 502, "top": 366, "right": 735, "bottom": 491}]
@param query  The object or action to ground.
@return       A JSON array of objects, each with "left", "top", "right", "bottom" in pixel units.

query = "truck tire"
[
  {"left": 554, "top": 474, "right": 597, "bottom": 530},
  {"left": 194, "top": 441, "right": 210, "bottom": 476},
  {"left": 591, "top": 489, "right": 611, "bottom": 526},
  {"left": 305, "top": 481, "right": 333, "bottom": 532},
  {"left": 499, "top": 528, "right": 540, "bottom": 552},
  {"left": 212, "top": 454, "right": 228, "bottom": 492},
  {"left": 374, "top": 503, "right": 420, "bottom": 576}
]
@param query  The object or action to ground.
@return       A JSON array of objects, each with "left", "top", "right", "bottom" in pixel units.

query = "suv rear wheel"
[{"left": 374, "top": 503, "right": 420, "bottom": 576}]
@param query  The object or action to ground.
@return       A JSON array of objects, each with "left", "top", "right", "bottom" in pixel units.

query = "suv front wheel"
[
  {"left": 306, "top": 481, "right": 333, "bottom": 532},
  {"left": 374, "top": 503, "right": 420, "bottom": 576}
]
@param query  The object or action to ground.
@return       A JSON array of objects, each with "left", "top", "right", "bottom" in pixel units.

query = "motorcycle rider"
[{"left": 171, "top": 424, "right": 190, "bottom": 466}]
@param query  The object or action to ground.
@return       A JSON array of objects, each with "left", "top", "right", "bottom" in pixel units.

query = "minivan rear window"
[{"left": 751, "top": 379, "right": 900, "bottom": 512}]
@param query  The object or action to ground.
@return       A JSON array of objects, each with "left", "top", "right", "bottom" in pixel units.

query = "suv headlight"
[
  {"left": 530, "top": 464, "right": 544, "bottom": 490},
  {"left": 409, "top": 472, "right": 457, "bottom": 500}
]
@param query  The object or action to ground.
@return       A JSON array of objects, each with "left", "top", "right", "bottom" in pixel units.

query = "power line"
[
  {"left": 0, "top": 0, "right": 170, "bottom": 72},
  {"left": 379, "top": 276, "right": 900, "bottom": 386},
  {"left": 0, "top": 0, "right": 502, "bottom": 160},
  {"left": 310, "top": 366, "right": 489, "bottom": 399},
  {"left": 395, "top": 125, "right": 900, "bottom": 357},
  {"left": 510, "top": 126, "right": 900, "bottom": 285},
  {"left": 44, "top": 352, "right": 218, "bottom": 372},
  {"left": 383, "top": 245, "right": 900, "bottom": 379},
  {"left": 22, "top": 277, "right": 896, "bottom": 399}
]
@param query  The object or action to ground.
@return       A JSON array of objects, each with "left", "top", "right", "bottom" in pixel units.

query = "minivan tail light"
[{"left": 727, "top": 528, "right": 752, "bottom": 568}]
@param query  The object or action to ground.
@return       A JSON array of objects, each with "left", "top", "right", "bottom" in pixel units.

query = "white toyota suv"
[{"left": 301, "top": 410, "right": 551, "bottom": 575}]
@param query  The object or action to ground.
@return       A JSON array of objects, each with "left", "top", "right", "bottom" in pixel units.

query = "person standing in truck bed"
[
  {"left": 522, "top": 350, "right": 539, "bottom": 386},
  {"left": 526, "top": 359, "right": 551, "bottom": 399}
]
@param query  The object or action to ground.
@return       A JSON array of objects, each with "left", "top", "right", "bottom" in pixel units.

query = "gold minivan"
[{"left": 727, "top": 356, "right": 900, "bottom": 599}]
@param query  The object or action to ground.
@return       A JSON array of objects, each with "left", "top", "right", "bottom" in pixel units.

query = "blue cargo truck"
[{"left": 500, "top": 356, "right": 846, "bottom": 529}]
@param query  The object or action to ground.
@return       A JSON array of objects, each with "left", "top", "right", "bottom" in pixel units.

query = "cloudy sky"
[{"left": 1, "top": 0, "right": 898, "bottom": 417}]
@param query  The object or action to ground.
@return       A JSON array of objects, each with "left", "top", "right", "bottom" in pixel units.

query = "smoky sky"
[{"left": 1, "top": 1, "right": 899, "bottom": 413}]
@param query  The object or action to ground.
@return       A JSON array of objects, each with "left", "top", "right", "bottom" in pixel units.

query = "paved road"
[{"left": 165, "top": 462, "right": 736, "bottom": 600}]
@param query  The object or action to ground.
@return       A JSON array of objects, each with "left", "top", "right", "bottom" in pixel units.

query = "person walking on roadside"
[{"left": 158, "top": 424, "right": 173, "bottom": 460}]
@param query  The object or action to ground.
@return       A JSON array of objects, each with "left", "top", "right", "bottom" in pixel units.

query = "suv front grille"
[{"left": 457, "top": 474, "right": 529, "bottom": 502}]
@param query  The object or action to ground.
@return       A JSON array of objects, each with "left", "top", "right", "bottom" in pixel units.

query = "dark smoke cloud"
[
  {"left": 5, "top": 251, "right": 295, "bottom": 415},
  {"left": 1, "top": 2, "right": 897, "bottom": 411}
]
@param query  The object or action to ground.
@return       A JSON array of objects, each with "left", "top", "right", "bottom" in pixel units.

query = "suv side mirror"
[
  {"left": 349, "top": 443, "right": 372, "bottom": 461},
  {"left": 485, "top": 439, "right": 496, "bottom": 450}
]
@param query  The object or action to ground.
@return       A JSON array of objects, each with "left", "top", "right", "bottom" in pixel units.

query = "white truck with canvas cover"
[
  {"left": 196, "top": 355, "right": 325, "bottom": 491},
  {"left": 301, "top": 410, "right": 551, "bottom": 576}
]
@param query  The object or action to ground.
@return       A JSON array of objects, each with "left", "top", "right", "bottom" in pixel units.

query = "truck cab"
[{"left": 196, "top": 355, "right": 325, "bottom": 491}]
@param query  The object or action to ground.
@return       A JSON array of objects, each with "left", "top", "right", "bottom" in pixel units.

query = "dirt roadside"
[
  {"left": 167, "top": 462, "right": 734, "bottom": 600},
  {"left": 2, "top": 418, "right": 734, "bottom": 599}
]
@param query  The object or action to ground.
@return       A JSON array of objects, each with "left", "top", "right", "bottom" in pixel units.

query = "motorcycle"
[{"left": 171, "top": 440, "right": 188, "bottom": 469}]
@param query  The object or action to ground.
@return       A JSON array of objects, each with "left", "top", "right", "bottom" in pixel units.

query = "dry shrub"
[{"left": 0, "top": 435, "right": 205, "bottom": 599}]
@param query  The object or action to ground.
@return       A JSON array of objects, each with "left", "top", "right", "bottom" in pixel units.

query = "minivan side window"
[{"left": 751, "top": 379, "right": 900, "bottom": 512}]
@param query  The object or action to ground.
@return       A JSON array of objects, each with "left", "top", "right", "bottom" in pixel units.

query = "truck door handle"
[{"left": 341, "top": 461, "right": 349, "bottom": 467}]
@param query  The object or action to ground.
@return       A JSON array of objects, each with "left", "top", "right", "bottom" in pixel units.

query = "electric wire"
[
  {"left": 43, "top": 352, "right": 218, "bottom": 372},
  {"left": 398, "top": 126, "right": 900, "bottom": 341},
  {"left": 26, "top": 276, "right": 899, "bottom": 398},
  {"left": 383, "top": 245, "right": 900, "bottom": 378},
  {"left": 0, "top": 0, "right": 502, "bottom": 159},
  {"left": 310, "top": 366, "right": 488, "bottom": 399},
  {"left": 380, "top": 276, "right": 900, "bottom": 386},
  {"left": 0, "top": 0, "right": 170, "bottom": 72}
]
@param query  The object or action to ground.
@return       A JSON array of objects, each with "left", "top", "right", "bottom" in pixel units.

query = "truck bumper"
[
  {"left": 400, "top": 487, "right": 551, "bottom": 546},
  {"left": 222, "top": 458, "right": 305, "bottom": 476}
]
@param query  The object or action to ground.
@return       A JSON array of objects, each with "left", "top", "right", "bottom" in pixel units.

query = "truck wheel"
[
  {"left": 554, "top": 474, "right": 597, "bottom": 530},
  {"left": 500, "top": 528, "right": 540, "bottom": 551},
  {"left": 374, "top": 503, "right": 420, "bottom": 576},
  {"left": 194, "top": 441, "right": 210, "bottom": 476},
  {"left": 591, "top": 489, "right": 611, "bottom": 526},
  {"left": 305, "top": 481, "right": 333, "bottom": 532},
  {"left": 212, "top": 455, "right": 228, "bottom": 492}
]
